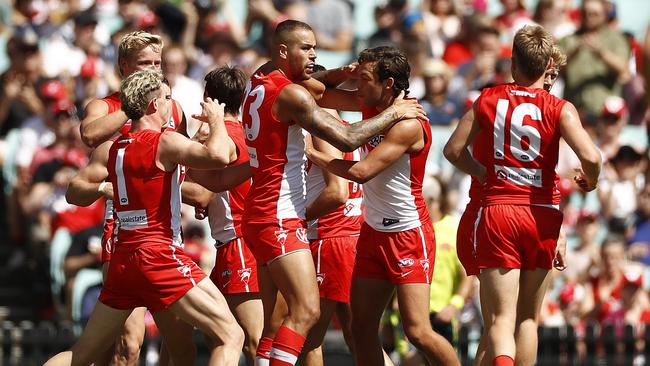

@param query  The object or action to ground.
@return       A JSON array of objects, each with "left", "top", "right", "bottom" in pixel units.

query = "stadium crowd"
[{"left": 0, "top": 0, "right": 648, "bottom": 364}]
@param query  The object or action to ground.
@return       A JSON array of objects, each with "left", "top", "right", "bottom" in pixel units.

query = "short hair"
[
  {"left": 357, "top": 46, "right": 410, "bottom": 96},
  {"left": 118, "top": 31, "right": 163, "bottom": 66},
  {"left": 512, "top": 25, "right": 554, "bottom": 80},
  {"left": 203, "top": 66, "right": 246, "bottom": 115},
  {"left": 120, "top": 69, "right": 165, "bottom": 120},
  {"left": 273, "top": 20, "right": 313, "bottom": 45},
  {"left": 550, "top": 44, "right": 567, "bottom": 71}
]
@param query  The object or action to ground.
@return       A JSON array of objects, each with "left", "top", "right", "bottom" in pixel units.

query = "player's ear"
[
  {"left": 384, "top": 77, "right": 395, "bottom": 92},
  {"left": 279, "top": 44, "right": 288, "bottom": 60}
]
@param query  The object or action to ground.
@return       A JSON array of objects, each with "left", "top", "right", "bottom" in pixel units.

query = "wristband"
[
  {"left": 98, "top": 182, "right": 109, "bottom": 194},
  {"left": 450, "top": 294, "right": 465, "bottom": 310}
]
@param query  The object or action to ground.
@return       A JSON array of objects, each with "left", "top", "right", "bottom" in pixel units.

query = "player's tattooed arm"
[
  {"left": 280, "top": 85, "right": 426, "bottom": 152},
  {"left": 443, "top": 107, "right": 486, "bottom": 181},
  {"left": 307, "top": 119, "right": 421, "bottom": 184}
]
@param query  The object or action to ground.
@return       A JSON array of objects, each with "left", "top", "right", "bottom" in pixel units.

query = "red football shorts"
[
  {"left": 101, "top": 214, "right": 115, "bottom": 263},
  {"left": 242, "top": 219, "right": 310, "bottom": 265},
  {"left": 457, "top": 201, "right": 481, "bottom": 276},
  {"left": 310, "top": 235, "right": 358, "bottom": 303},
  {"left": 210, "top": 237, "right": 259, "bottom": 294},
  {"left": 354, "top": 222, "right": 436, "bottom": 285},
  {"left": 476, "top": 204, "right": 563, "bottom": 271},
  {"left": 99, "top": 243, "right": 206, "bottom": 312}
]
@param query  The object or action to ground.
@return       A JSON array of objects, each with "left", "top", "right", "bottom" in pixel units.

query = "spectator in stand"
[
  {"left": 0, "top": 29, "right": 43, "bottom": 136},
  {"left": 162, "top": 45, "right": 203, "bottom": 136},
  {"left": 454, "top": 24, "right": 503, "bottom": 93},
  {"left": 419, "top": 58, "right": 462, "bottom": 126},
  {"left": 421, "top": 0, "right": 461, "bottom": 58},
  {"left": 628, "top": 182, "right": 650, "bottom": 266},
  {"left": 559, "top": 0, "right": 630, "bottom": 116},
  {"left": 442, "top": 13, "right": 492, "bottom": 68},
  {"left": 495, "top": 0, "right": 534, "bottom": 43},
  {"left": 533, "top": 0, "right": 577, "bottom": 40},
  {"left": 564, "top": 212, "right": 602, "bottom": 284},
  {"left": 596, "top": 96, "right": 628, "bottom": 161},
  {"left": 306, "top": 0, "right": 353, "bottom": 52},
  {"left": 62, "top": 224, "right": 103, "bottom": 322},
  {"left": 598, "top": 145, "right": 645, "bottom": 236}
]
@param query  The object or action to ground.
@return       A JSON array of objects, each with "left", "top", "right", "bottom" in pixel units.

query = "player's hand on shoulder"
[
  {"left": 192, "top": 97, "right": 225, "bottom": 126},
  {"left": 389, "top": 91, "right": 428, "bottom": 123}
]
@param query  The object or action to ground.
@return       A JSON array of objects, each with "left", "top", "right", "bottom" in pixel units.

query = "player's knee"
[
  {"left": 293, "top": 300, "right": 320, "bottom": 327},
  {"left": 223, "top": 323, "right": 245, "bottom": 350},
  {"left": 116, "top": 334, "right": 142, "bottom": 362},
  {"left": 243, "top": 334, "right": 259, "bottom": 357},
  {"left": 403, "top": 323, "right": 433, "bottom": 349}
]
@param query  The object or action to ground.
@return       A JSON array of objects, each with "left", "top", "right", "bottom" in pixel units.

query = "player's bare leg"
[
  {"left": 302, "top": 298, "right": 338, "bottom": 366},
  {"left": 95, "top": 262, "right": 146, "bottom": 366},
  {"left": 223, "top": 293, "right": 263, "bottom": 366},
  {"left": 168, "top": 277, "right": 244, "bottom": 366},
  {"left": 514, "top": 269, "right": 552, "bottom": 366},
  {"left": 350, "top": 277, "right": 395, "bottom": 366},
  {"left": 268, "top": 251, "right": 320, "bottom": 335},
  {"left": 475, "top": 287, "right": 493, "bottom": 366},
  {"left": 479, "top": 268, "right": 520, "bottom": 364},
  {"left": 396, "top": 283, "right": 460, "bottom": 366},
  {"left": 44, "top": 302, "right": 132, "bottom": 365},
  {"left": 153, "top": 310, "right": 197, "bottom": 365}
]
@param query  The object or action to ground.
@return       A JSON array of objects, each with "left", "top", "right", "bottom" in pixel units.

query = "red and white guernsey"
[
  {"left": 100, "top": 93, "right": 182, "bottom": 260},
  {"left": 473, "top": 83, "right": 566, "bottom": 206},
  {"left": 107, "top": 129, "right": 184, "bottom": 248},
  {"left": 207, "top": 120, "right": 251, "bottom": 244},
  {"left": 361, "top": 107, "right": 432, "bottom": 232},
  {"left": 242, "top": 70, "right": 308, "bottom": 224},
  {"left": 306, "top": 147, "right": 363, "bottom": 240}
]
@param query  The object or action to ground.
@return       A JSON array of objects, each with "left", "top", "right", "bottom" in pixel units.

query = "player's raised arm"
[
  {"left": 279, "top": 86, "right": 425, "bottom": 152},
  {"left": 66, "top": 140, "right": 113, "bottom": 206},
  {"left": 559, "top": 102, "right": 602, "bottom": 191},
  {"left": 80, "top": 100, "right": 129, "bottom": 147},
  {"left": 158, "top": 97, "right": 231, "bottom": 170}
]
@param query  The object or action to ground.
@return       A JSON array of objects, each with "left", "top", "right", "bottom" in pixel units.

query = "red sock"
[
  {"left": 255, "top": 336, "right": 273, "bottom": 365},
  {"left": 269, "top": 325, "right": 306, "bottom": 366},
  {"left": 493, "top": 355, "right": 514, "bottom": 366}
]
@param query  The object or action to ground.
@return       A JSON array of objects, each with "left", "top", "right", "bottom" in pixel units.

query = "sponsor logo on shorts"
[
  {"left": 494, "top": 165, "right": 542, "bottom": 188},
  {"left": 238, "top": 268, "right": 252, "bottom": 285},
  {"left": 116, "top": 209, "right": 149, "bottom": 231},
  {"left": 420, "top": 259, "right": 430, "bottom": 274},
  {"left": 177, "top": 264, "right": 192, "bottom": 278},
  {"left": 296, "top": 228, "right": 309, "bottom": 243},
  {"left": 221, "top": 269, "right": 232, "bottom": 278},
  {"left": 316, "top": 273, "right": 325, "bottom": 285},
  {"left": 275, "top": 229, "right": 289, "bottom": 245},
  {"left": 398, "top": 258, "right": 414, "bottom": 267},
  {"left": 382, "top": 218, "right": 400, "bottom": 227},
  {"left": 400, "top": 270, "right": 413, "bottom": 277}
]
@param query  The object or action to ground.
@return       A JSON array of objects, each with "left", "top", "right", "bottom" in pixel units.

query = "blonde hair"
[
  {"left": 119, "top": 69, "right": 165, "bottom": 120},
  {"left": 550, "top": 44, "right": 567, "bottom": 71},
  {"left": 118, "top": 31, "right": 163, "bottom": 68},
  {"left": 512, "top": 25, "right": 554, "bottom": 79}
]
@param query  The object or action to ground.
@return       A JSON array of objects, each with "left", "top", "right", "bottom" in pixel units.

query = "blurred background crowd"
[{"left": 0, "top": 0, "right": 649, "bottom": 364}]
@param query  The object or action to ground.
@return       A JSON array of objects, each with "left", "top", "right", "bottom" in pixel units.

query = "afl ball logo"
[{"left": 398, "top": 258, "right": 414, "bottom": 267}]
